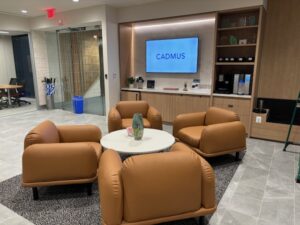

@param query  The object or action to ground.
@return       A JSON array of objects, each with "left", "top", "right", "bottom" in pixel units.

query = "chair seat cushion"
[
  {"left": 121, "top": 118, "right": 151, "bottom": 128},
  {"left": 177, "top": 126, "right": 204, "bottom": 148},
  {"left": 86, "top": 142, "right": 102, "bottom": 161}
]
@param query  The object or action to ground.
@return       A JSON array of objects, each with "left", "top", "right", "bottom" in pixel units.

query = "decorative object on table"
[
  {"left": 183, "top": 82, "right": 188, "bottom": 91},
  {"left": 247, "top": 15, "right": 257, "bottom": 26},
  {"left": 132, "top": 113, "right": 144, "bottom": 140},
  {"left": 127, "top": 76, "right": 135, "bottom": 88},
  {"left": 147, "top": 80, "right": 155, "bottom": 89},
  {"left": 238, "top": 16, "right": 247, "bottom": 27},
  {"left": 42, "top": 77, "right": 55, "bottom": 110},
  {"left": 136, "top": 76, "right": 144, "bottom": 89},
  {"left": 192, "top": 79, "right": 200, "bottom": 89},
  {"left": 126, "top": 126, "right": 133, "bottom": 136},
  {"left": 229, "top": 35, "right": 238, "bottom": 45},
  {"left": 239, "top": 39, "right": 248, "bottom": 45}
]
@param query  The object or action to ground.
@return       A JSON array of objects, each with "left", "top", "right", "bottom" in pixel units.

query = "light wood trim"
[
  {"left": 217, "top": 25, "right": 258, "bottom": 31},
  {"left": 216, "top": 44, "right": 256, "bottom": 48},
  {"left": 249, "top": 6, "right": 265, "bottom": 136}
]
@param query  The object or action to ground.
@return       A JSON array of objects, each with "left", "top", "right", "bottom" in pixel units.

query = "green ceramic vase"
[{"left": 132, "top": 113, "right": 144, "bottom": 140}]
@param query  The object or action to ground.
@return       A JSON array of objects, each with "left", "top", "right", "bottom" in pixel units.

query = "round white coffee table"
[{"left": 101, "top": 128, "right": 175, "bottom": 154}]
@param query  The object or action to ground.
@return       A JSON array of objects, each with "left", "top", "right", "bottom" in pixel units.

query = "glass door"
[{"left": 50, "top": 27, "right": 105, "bottom": 115}]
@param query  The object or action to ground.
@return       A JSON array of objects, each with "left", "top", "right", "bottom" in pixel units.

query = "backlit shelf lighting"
[{"left": 134, "top": 18, "right": 215, "bottom": 30}]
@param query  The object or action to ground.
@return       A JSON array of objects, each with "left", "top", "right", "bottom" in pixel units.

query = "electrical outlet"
[{"left": 256, "top": 116, "right": 262, "bottom": 123}]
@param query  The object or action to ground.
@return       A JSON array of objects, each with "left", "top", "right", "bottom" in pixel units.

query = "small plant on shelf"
[
  {"left": 136, "top": 76, "right": 144, "bottom": 89},
  {"left": 127, "top": 76, "right": 135, "bottom": 88}
]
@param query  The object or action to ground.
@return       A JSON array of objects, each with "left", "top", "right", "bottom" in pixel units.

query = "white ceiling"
[{"left": 0, "top": 0, "right": 163, "bottom": 17}]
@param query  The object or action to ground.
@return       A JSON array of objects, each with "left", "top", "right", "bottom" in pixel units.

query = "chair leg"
[
  {"left": 196, "top": 216, "right": 204, "bottom": 225},
  {"left": 32, "top": 187, "right": 39, "bottom": 200},
  {"left": 235, "top": 152, "right": 240, "bottom": 161},
  {"left": 86, "top": 183, "right": 92, "bottom": 196}
]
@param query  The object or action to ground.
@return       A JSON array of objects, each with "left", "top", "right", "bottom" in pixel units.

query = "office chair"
[
  {"left": 0, "top": 89, "right": 8, "bottom": 109},
  {"left": 9, "top": 78, "right": 31, "bottom": 106}
]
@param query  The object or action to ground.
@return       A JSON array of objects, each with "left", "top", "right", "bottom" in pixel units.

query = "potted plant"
[
  {"left": 136, "top": 76, "right": 144, "bottom": 89},
  {"left": 127, "top": 76, "right": 135, "bottom": 88}
]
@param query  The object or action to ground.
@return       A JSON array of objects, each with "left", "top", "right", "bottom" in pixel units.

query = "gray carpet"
[{"left": 0, "top": 153, "right": 244, "bottom": 225}]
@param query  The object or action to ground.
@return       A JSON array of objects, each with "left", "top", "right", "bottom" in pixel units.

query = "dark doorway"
[{"left": 11, "top": 35, "right": 35, "bottom": 98}]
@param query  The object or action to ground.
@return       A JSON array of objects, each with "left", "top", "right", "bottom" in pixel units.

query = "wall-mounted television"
[{"left": 146, "top": 37, "right": 199, "bottom": 74}]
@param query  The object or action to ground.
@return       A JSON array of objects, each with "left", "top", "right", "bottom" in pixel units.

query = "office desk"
[{"left": 0, "top": 84, "right": 23, "bottom": 106}]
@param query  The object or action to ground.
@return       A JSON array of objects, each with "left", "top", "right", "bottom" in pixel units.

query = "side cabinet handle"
[{"left": 228, "top": 104, "right": 234, "bottom": 108}]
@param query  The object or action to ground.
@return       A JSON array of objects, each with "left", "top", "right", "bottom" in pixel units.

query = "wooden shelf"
[
  {"left": 218, "top": 25, "right": 258, "bottom": 31},
  {"left": 216, "top": 62, "right": 255, "bottom": 66},
  {"left": 216, "top": 44, "right": 256, "bottom": 48}
]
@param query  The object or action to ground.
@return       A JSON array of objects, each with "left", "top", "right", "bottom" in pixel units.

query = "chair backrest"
[
  {"left": 9, "top": 78, "right": 18, "bottom": 85},
  {"left": 24, "top": 120, "right": 60, "bottom": 149},
  {"left": 205, "top": 107, "right": 239, "bottom": 125},
  {"left": 121, "top": 150, "right": 202, "bottom": 223},
  {"left": 116, "top": 101, "right": 149, "bottom": 118}
]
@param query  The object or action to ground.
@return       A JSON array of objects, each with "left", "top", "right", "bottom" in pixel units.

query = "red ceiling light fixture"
[{"left": 46, "top": 8, "right": 56, "bottom": 19}]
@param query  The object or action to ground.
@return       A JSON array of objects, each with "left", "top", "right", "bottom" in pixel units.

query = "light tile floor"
[{"left": 0, "top": 109, "right": 299, "bottom": 225}]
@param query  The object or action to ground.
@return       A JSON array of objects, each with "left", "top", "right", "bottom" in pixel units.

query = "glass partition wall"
[{"left": 46, "top": 27, "right": 105, "bottom": 115}]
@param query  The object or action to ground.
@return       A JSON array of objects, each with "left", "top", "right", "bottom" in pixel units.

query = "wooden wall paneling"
[
  {"left": 119, "top": 24, "right": 133, "bottom": 89},
  {"left": 257, "top": 0, "right": 300, "bottom": 100}
]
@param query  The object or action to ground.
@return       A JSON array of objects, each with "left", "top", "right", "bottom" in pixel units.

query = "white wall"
[
  {"left": 102, "top": 6, "right": 120, "bottom": 115},
  {"left": 45, "top": 32, "right": 62, "bottom": 104},
  {"left": 0, "top": 14, "right": 29, "bottom": 32},
  {"left": 30, "top": 31, "right": 49, "bottom": 106},
  {"left": 118, "top": 0, "right": 263, "bottom": 23},
  {"left": 0, "top": 36, "right": 16, "bottom": 84}
]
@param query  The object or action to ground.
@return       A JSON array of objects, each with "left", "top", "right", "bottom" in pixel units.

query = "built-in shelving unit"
[{"left": 212, "top": 7, "right": 264, "bottom": 133}]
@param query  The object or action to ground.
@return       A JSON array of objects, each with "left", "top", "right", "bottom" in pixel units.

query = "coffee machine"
[{"left": 215, "top": 74, "right": 233, "bottom": 94}]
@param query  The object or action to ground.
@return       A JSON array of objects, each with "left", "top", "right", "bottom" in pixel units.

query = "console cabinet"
[
  {"left": 213, "top": 96, "right": 251, "bottom": 133},
  {"left": 121, "top": 91, "right": 140, "bottom": 101},
  {"left": 141, "top": 92, "right": 210, "bottom": 123}
]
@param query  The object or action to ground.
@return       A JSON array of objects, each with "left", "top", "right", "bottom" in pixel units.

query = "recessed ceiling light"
[
  {"left": 21, "top": 10, "right": 28, "bottom": 14},
  {"left": 0, "top": 31, "right": 9, "bottom": 34},
  {"left": 73, "top": 0, "right": 80, "bottom": 2}
]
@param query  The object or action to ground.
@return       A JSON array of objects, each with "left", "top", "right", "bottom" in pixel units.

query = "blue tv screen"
[{"left": 146, "top": 37, "right": 199, "bottom": 73}]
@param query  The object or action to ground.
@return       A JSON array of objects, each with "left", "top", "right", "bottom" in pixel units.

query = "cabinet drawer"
[
  {"left": 121, "top": 91, "right": 140, "bottom": 101},
  {"left": 213, "top": 97, "right": 251, "bottom": 116}
]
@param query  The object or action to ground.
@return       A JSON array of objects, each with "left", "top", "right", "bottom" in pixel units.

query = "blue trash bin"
[{"left": 72, "top": 96, "right": 84, "bottom": 114}]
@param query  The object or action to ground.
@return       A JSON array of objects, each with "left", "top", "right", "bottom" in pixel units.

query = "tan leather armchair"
[
  {"left": 98, "top": 142, "right": 216, "bottom": 225},
  {"left": 22, "top": 120, "right": 102, "bottom": 200},
  {"left": 108, "top": 100, "right": 162, "bottom": 132},
  {"left": 173, "top": 107, "right": 246, "bottom": 159}
]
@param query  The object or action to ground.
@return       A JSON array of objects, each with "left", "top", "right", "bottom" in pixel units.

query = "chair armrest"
[
  {"left": 171, "top": 142, "right": 216, "bottom": 209},
  {"left": 57, "top": 125, "right": 101, "bottom": 143},
  {"left": 22, "top": 143, "right": 98, "bottom": 186},
  {"left": 108, "top": 107, "right": 122, "bottom": 132},
  {"left": 98, "top": 150, "right": 123, "bottom": 225},
  {"left": 200, "top": 121, "right": 246, "bottom": 154},
  {"left": 199, "top": 157, "right": 216, "bottom": 209},
  {"left": 147, "top": 106, "right": 162, "bottom": 130},
  {"left": 173, "top": 112, "right": 206, "bottom": 138}
]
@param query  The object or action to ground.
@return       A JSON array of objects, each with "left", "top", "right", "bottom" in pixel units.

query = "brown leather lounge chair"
[
  {"left": 173, "top": 107, "right": 246, "bottom": 160},
  {"left": 98, "top": 142, "right": 216, "bottom": 225},
  {"left": 108, "top": 100, "right": 162, "bottom": 132},
  {"left": 22, "top": 120, "right": 102, "bottom": 200}
]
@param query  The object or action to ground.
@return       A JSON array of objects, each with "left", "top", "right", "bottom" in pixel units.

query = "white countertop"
[
  {"left": 121, "top": 87, "right": 211, "bottom": 96},
  {"left": 212, "top": 93, "right": 252, "bottom": 99}
]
